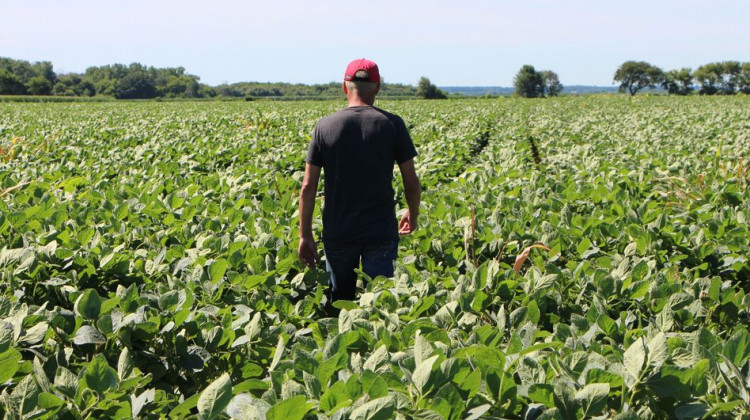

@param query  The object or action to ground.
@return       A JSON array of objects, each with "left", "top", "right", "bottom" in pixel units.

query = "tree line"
[
  {"left": 0, "top": 58, "right": 215, "bottom": 99},
  {"left": 614, "top": 60, "right": 750, "bottom": 96},
  {"left": 4, "top": 56, "right": 748, "bottom": 99},
  {"left": 0, "top": 57, "right": 417, "bottom": 99}
]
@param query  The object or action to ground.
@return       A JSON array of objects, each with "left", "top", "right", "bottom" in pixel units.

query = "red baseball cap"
[{"left": 344, "top": 58, "right": 380, "bottom": 83}]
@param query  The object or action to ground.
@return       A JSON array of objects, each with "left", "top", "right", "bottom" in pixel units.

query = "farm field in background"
[{"left": 0, "top": 96, "right": 748, "bottom": 419}]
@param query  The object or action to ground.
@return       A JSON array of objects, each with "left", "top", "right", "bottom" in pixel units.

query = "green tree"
[
  {"left": 694, "top": 63, "right": 724, "bottom": 95},
  {"left": 739, "top": 63, "right": 750, "bottom": 94},
  {"left": 662, "top": 68, "right": 693, "bottom": 95},
  {"left": 540, "top": 70, "right": 563, "bottom": 97},
  {"left": 52, "top": 74, "right": 95, "bottom": 96},
  {"left": 720, "top": 61, "right": 741, "bottom": 94},
  {"left": 513, "top": 65, "right": 544, "bottom": 98},
  {"left": 32, "top": 61, "right": 56, "bottom": 85},
  {"left": 613, "top": 61, "right": 664, "bottom": 95},
  {"left": 115, "top": 72, "right": 157, "bottom": 99},
  {"left": 0, "top": 69, "right": 27, "bottom": 94},
  {"left": 416, "top": 77, "right": 447, "bottom": 99},
  {"left": 0, "top": 57, "right": 36, "bottom": 83},
  {"left": 26, "top": 76, "right": 52, "bottom": 95}
]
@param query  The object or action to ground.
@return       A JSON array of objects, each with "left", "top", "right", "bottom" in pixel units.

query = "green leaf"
[
  {"left": 434, "top": 383, "right": 464, "bottom": 420},
  {"left": 197, "top": 372, "right": 233, "bottom": 420},
  {"left": 414, "top": 329, "right": 432, "bottom": 366},
  {"left": 209, "top": 259, "right": 229, "bottom": 283},
  {"left": 464, "top": 404, "right": 491, "bottom": 420},
  {"left": 577, "top": 238, "right": 592, "bottom": 257},
  {"left": 118, "top": 347, "right": 134, "bottom": 380},
  {"left": 458, "top": 368, "right": 481, "bottom": 398},
  {"left": 54, "top": 367, "right": 78, "bottom": 398},
  {"left": 528, "top": 383, "right": 555, "bottom": 407},
  {"left": 73, "top": 325, "right": 107, "bottom": 346},
  {"left": 74, "top": 289, "right": 102, "bottom": 320},
  {"left": 407, "top": 295, "right": 435, "bottom": 319},
  {"left": 413, "top": 355, "right": 439, "bottom": 395},
  {"left": 131, "top": 389, "right": 155, "bottom": 418},
  {"left": 585, "top": 368, "right": 623, "bottom": 388},
  {"left": 19, "top": 321, "right": 48, "bottom": 345},
  {"left": 723, "top": 328, "right": 750, "bottom": 366},
  {"left": 270, "top": 334, "right": 287, "bottom": 371},
  {"left": 81, "top": 354, "right": 118, "bottom": 395},
  {"left": 266, "top": 394, "right": 310, "bottom": 420},
  {"left": 527, "top": 300, "right": 540, "bottom": 324},
  {"left": 703, "top": 400, "right": 744, "bottom": 418},
  {"left": 552, "top": 381, "right": 579, "bottom": 420},
  {"left": 38, "top": 391, "right": 64, "bottom": 409},
  {"left": 649, "top": 357, "right": 707, "bottom": 401},
  {"left": 169, "top": 392, "right": 199, "bottom": 418},
  {"left": 10, "top": 375, "right": 40, "bottom": 415},
  {"left": 363, "top": 345, "right": 389, "bottom": 373},
  {"left": 349, "top": 396, "right": 395, "bottom": 420},
  {"left": 623, "top": 337, "right": 646, "bottom": 386},
  {"left": 33, "top": 356, "right": 51, "bottom": 393},
  {"left": 332, "top": 300, "right": 361, "bottom": 310},
  {"left": 0, "top": 347, "right": 22, "bottom": 383},
  {"left": 316, "top": 352, "right": 347, "bottom": 387},
  {"left": 646, "top": 332, "right": 668, "bottom": 368},
  {"left": 226, "top": 394, "right": 271, "bottom": 420},
  {"left": 319, "top": 380, "right": 350, "bottom": 413},
  {"left": 361, "top": 370, "right": 388, "bottom": 399},
  {"left": 674, "top": 402, "right": 708, "bottom": 419},
  {"left": 596, "top": 314, "right": 617, "bottom": 337},
  {"left": 575, "top": 383, "right": 609, "bottom": 417}
]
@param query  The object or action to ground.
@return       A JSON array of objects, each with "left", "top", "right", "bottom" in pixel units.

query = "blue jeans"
[{"left": 323, "top": 240, "right": 398, "bottom": 302}]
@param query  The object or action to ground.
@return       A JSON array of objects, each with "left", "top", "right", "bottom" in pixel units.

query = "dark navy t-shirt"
[{"left": 306, "top": 106, "right": 417, "bottom": 245}]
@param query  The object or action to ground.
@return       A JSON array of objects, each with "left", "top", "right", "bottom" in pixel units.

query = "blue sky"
[{"left": 2, "top": 0, "right": 748, "bottom": 86}]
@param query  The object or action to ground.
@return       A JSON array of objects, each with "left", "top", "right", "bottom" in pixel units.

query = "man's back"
[{"left": 307, "top": 106, "right": 416, "bottom": 244}]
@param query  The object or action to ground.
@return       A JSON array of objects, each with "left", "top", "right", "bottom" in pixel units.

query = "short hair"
[{"left": 345, "top": 70, "right": 379, "bottom": 95}]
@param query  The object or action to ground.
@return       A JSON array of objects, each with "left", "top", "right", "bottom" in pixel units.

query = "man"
[{"left": 298, "top": 58, "right": 421, "bottom": 303}]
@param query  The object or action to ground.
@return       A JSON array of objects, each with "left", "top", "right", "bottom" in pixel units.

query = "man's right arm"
[
  {"left": 398, "top": 159, "right": 420, "bottom": 235},
  {"left": 298, "top": 163, "right": 321, "bottom": 267}
]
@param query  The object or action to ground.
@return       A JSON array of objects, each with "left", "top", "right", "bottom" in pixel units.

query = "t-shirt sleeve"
[
  {"left": 394, "top": 117, "right": 417, "bottom": 164},
  {"left": 306, "top": 125, "right": 323, "bottom": 167}
]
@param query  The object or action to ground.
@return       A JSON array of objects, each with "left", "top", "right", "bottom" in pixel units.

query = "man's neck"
[
  {"left": 346, "top": 93, "right": 375, "bottom": 107},
  {"left": 347, "top": 98, "right": 374, "bottom": 107}
]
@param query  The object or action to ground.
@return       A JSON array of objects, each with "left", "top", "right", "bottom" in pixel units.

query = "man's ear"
[
  {"left": 342, "top": 82, "right": 348, "bottom": 94},
  {"left": 375, "top": 83, "right": 381, "bottom": 95}
]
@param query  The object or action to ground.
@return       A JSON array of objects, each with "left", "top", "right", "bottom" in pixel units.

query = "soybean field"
[{"left": 0, "top": 96, "right": 749, "bottom": 419}]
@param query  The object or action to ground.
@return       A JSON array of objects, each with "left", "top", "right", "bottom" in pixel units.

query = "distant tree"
[
  {"left": 513, "top": 65, "right": 544, "bottom": 98},
  {"left": 613, "top": 61, "right": 664, "bottom": 95},
  {"left": 740, "top": 63, "right": 750, "bottom": 94},
  {"left": 540, "top": 70, "right": 563, "bottom": 96},
  {"left": 0, "top": 57, "right": 36, "bottom": 83},
  {"left": 416, "top": 77, "right": 447, "bottom": 99},
  {"left": 53, "top": 74, "right": 95, "bottom": 96},
  {"left": 115, "top": 72, "right": 157, "bottom": 99},
  {"left": 662, "top": 68, "right": 693, "bottom": 95},
  {"left": 694, "top": 63, "right": 724, "bottom": 95},
  {"left": 720, "top": 61, "right": 741, "bottom": 94},
  {"left": 32, "top": 61, "right": 56, "bottom": 85},
  {"left": 196, "top": 84, "right": 217, "bottom": 98},
  {"left": 0, "top": 69, "right": 27, "bottom": 94},
  {"left": 26, "top": 76, "right": 52, "bottom": 95}
]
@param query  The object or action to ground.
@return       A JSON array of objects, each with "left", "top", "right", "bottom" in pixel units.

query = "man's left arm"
[{"left": 298, "top": 163, "right": 321, "bottom": 268}]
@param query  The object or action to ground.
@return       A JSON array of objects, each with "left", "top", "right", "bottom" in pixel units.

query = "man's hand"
[
  {"left": 398, "top": 209, "right": 418, "bottom": 235},
  {"left": 298, "top": 236, "right": 319, "bottom": 268},
  {"left": 398, "top": 159, "right": 421, "bottom": 236}
]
